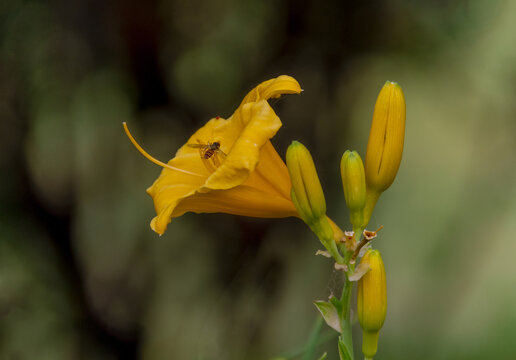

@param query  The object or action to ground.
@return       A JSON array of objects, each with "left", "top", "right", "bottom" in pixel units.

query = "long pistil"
[{"left": 123, "top": 122, "right": 203, "bottom": 177}]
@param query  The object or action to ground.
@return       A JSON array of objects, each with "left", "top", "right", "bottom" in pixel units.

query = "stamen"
[{"left": 123, "top": 122, "right": 203, "bottom": 177}]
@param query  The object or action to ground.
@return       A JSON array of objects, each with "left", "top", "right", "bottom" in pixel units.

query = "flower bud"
[
  {"left": 363, "top": 81, "right": 405, "bottom": 226},
  {"left": 287, "top": 142, "right": 344, "bottom": 263},
  {"left": 340, "top": 150, "right": 366, "bottom": 229},
  {"left": 357, "top": 249, "right": 387, "bottom": 359},
  {"left": 286, "top": 141, "right": 326, "bottom": 225}
]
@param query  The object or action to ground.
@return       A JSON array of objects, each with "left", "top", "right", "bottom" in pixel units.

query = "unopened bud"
[
  {"left": 357, "top": 249, "right": 387, "bottom": 359},
  {"left": 340, "top": 150, "right": 366, "bottom": 229},
  {"left": 286, "top": 141, "right": 326, "bottom": 225},
  {"left": 287, "top": 142, "right": 344, "bottom": 262},
  {"left": 363, "top": 81, "right": 405, "bottom": 226}
]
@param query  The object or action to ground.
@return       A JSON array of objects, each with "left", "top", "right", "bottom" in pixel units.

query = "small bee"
[{"left": 187, "top": 140, "right": 227, "bottom": 171}]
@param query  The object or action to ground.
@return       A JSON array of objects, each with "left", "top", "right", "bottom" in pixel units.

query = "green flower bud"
[
  {"left": 357, "top": 249, "right": 387, "bottom": 359},
  {"left": 363, "top": 81, "right": 406, "bottom": 226},
  {"left": 286, "top": 141, "right": 326, "bottom": 225},
  {"left": 340, "top": 150, "right": 366, "bottom": 229}
]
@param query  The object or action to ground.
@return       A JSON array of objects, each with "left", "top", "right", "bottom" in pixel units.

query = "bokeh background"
[{"left": 1, "top": 0, "right": 516, "bottom": 359}]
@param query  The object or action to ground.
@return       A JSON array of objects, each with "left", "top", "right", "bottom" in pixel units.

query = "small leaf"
[
  {"left": 315, "top": 249, "right": 332, "bottom": 258},
  {"left": 316, "top": 352, "right": 328, "bottom": 360},
  {"left": 334, "top": 263, "right": 348, "bottom": 271},
  {"left": 338, "top": 337, "right": 353, "bottom": 360},
  {"left": 314, "top": 300, "right": 341, "bottom": 333}
]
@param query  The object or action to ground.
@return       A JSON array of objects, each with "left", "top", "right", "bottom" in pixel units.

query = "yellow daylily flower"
[{"left": 124, "top": 75, "right": 302, "bottom": 235}]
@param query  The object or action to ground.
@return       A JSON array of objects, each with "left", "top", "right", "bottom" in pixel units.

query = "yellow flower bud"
[
  {"left": 363, "top": 81, "right": 405, "bottom": 226},
  {"left": 286, "top": 141, "right": 326, "bottom": 225},
  {"left": 357, "top": 249, "right": 387, "bottom": 359},
  {"left": 340, "top": 150, "right": 366, "bottom": 229},
  {"left": 287, "top": 141, "right": 343, "bottom": 262}
]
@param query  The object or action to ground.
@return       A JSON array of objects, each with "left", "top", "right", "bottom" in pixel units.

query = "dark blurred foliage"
[{"left": 1, "top": 0, "right": 516, "bottom": 359}]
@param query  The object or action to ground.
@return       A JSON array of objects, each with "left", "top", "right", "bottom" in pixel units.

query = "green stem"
[
  {"left": 363, "top": 190, "right": 380, "bottom": 228},
  {"left": 310, "top": 217, "right": 345, "bottom": 264},
  {"left": 353, "top": 227, "right": 363, "bottom": 244},
  {"left": 303, "top": 316, "right": 324, "bottom": 360},
  {"left": 316, "top": 232, "right": 345, "bottom": 264},
  {"left": 339, "top": 271, "right": 355, "bottom": 360},
  {"left": 340, "top": 276, "right": 353, "bottom": 315}
]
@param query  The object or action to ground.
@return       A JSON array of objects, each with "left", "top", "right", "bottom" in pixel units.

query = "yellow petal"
[
  {"left": 173, "top": 186, "right": 297, "bottom": 218},
  {"left": 250, "top": 140, "right": 292, "bottom": 199},
  {"left": 239, "top": 75, "right": 302, "bottom": 105},
  {"left": 202, "top": 100, "right": 282, "bottom": 190}
]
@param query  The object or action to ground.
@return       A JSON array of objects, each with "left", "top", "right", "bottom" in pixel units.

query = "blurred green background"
[{"left": 1, "top": 0, "right": 516, "bottom": 359}]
